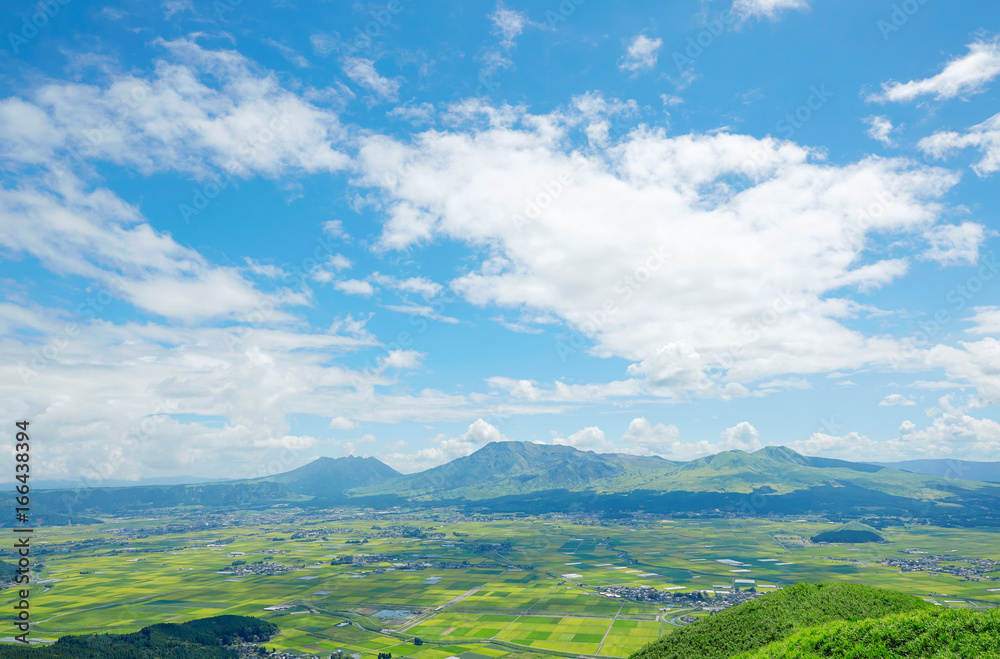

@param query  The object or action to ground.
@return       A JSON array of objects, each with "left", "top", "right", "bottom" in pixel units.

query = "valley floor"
[{"left": 2, "top": 510, "right": 998, "bottom": 658}]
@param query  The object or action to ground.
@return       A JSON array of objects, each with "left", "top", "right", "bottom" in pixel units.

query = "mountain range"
[
  {"left": 34, "top": 441, "right": 1000, "bottom": 526},
  {"left": 869, "top": 458, "right": 1000, "bottom": 484}
]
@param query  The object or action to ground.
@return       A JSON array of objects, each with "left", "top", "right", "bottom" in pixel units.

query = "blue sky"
[{"left": 1, "top": 0, "right": 1000, "bottom": 481}]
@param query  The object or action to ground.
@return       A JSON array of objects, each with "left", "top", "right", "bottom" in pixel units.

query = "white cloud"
[
  {"left": 718, "top": 421, "right": 763, "bottom": 452},
  {"left": 329, "top": 416, "right": 358, "bottom": 430},
  {"left": 265, "top": 38, "right": 310, "bottom": 68},
  {"left": 310, "top": 254, "right": 354, "bottom": 283},
  {"left": 383, "top": 303, "right": 460, "bottom": 324},
  {"left": 549, "top": 426, "right": 616, "bottom": 453},
  {"left": 380, "top": 418, "right": 508, "bottom": 473},
  {"left": 334, "top": 279, "right": 376, "bottom": 296},
  {"left": 919, "top": 112, "right": 1000, "bottom": 177},
  {"left": 323, "top": 220, "right": 348, "bottom": 238},
  {"left": 388, "top": 101, "right": 436, "bottom": 125},
  {"left": 342, "top": 57, "right": 400, "bottom": 103},
  {"left": 626, "top": 342, "right": 711, "bottom": 397},
  {"left": 377, "top": 349, "right": 425, "bottom": 370},
  {"left": 355, "top": 103, "right": 959, "bottom": 390},
  {"left": 490, "top": 2, "right": 527, "bottom": 49},
  {"left": 893, "top": 396, "right": 1000, "bottom": 461},
  {"left": 879, "top": 393, "right": 916, "bottom": 407},
  {"left": 868, "top": 38, "right": 1000, "bottom": 103},
  {"left": 864, "top": 115, "right": 896, "bottom": 146},
  {"left": 786, "top": 431, "right": 891, "bottom": 461},
  {"left": 924, "top": 339, "right": 1000, "bottom": 405},
  {"left": 0, "top": 171, "right": 301, "bottom": 321},
  {"left": 921, "top": 222, "right": 991, "bottom": 266},
  {"left": 0, "top": 308, "right": 398, "bottom": 481},
  {"left": 487, "top": 376, "right": 642, "bottom": 403},
  {"left": 0, "top": 38, "right": 349, "bottom": 177},
  {"left": 162, "top": 0, "right": 192, "bottom": 19},
  {"left": 619, "top": 419, "right": 761, "bottom": 460},
  {"left": 253, "top": 434, "right": 318, "bottom": 449},
  {"left": 621, "top": 418, "right": 682, "bottom": 455},
  {"left": 619, "top": 35, "right": 663, "bottom": 73},
  {"left": 310, "top": 33, "right": 339, "bottom": 57},
  {"left": 371, "top": 273, "right": 442, "bottom": 298},
  {"left": 732, "top": 0, "right": 809, "bottom": 21},
  {"left": 965, "top": 307, "right": 1000, "bottom": 335}
]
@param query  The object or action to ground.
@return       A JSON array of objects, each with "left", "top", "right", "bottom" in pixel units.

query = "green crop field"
[{"left": 2, "top": 510, "right": 998, "bottom": 657}]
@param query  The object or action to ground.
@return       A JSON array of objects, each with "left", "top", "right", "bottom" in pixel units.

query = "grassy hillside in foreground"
[
  {"left": 0, "top": 615, "right": 277, "bottom": 658},
  {"left": 629, "top": 583, "right": 931, "bottom": 659},
  {"left": 735, "top": 606, "right": 1000, "bottom": 658}
]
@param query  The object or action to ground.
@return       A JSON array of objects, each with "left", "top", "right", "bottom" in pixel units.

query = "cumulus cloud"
[
  {"left": 354, "top": 102, "right": 960, "bottom": 391},
  {"left": 864, "top": 115, "right": 896, "bottom": 146},
  {"left": 924, "top": 339, "right": 1000, "bottom": 405},
  {"left": 619, "top": 418, "right": 763, "bottom": 460},
  {"left": 377, "top": 349, "right": 425, "bottom": 370},
  {"left": 879, "top": 393, "right": 916, "bottom": 406},
  {"left": 619, "top": 35, "right": 663, "bottom": 73},
  {"left": 329, "top": 416, "right": 359, "bottom": 430},
  {"left": 549, "top": 426, "right": 616, "bottom": 453},
  {"left": 717, "top": 421, "right": 763, "bottom": 452},
  {"left": 380, "top": 418, "right": 508, "bottom": 473},
  {"left": 791, "top": 396, "right": 1000, "bottom": 462},
  {"left": 786, "top": 431, "right": 891, "bottom": 461},
  {"left": 334, "top": 279, "right": 376, "bottom": 296},
  {"left": 621, "top": 418, "right": 683, "bottom": 455},
  {"left": 868, "top": 38, "right": 1000, "bottom": 103},
  {"left": 921, "top": 222, "right": 991, "bottom": 266}
]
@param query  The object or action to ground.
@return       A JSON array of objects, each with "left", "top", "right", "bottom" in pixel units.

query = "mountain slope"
[
  {"left": 354, "top": 441, "right": 675, "bottom": 500},
  {"left": 347, "top": 443, "right": 1000, "bottom": 524},
  {"left": 258, "top": 455, "right": 401, "bottom": 497},
  {"left": 629, "top": 583, "right": 930, "bottom": 659}
]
